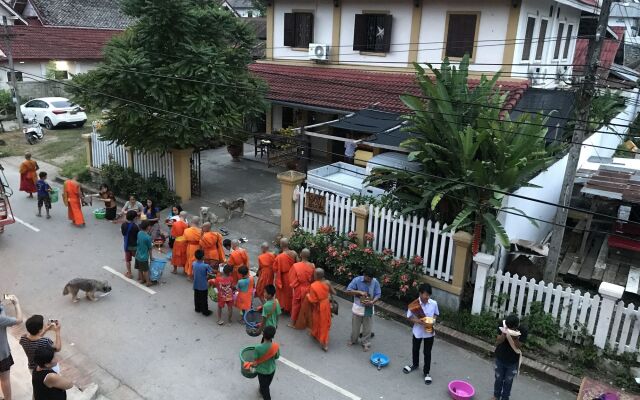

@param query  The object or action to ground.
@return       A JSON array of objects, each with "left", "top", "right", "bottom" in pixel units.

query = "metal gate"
[{"left": 190, "top": 150, "right": 201, "bottom": 197}]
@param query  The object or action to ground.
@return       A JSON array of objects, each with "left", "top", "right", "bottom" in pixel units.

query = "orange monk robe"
[
  {"left": 296, "top": 281, "right": 332, "bottom": 347},
  {"left": 183, "top": 227, "right": 201, "bottom": 277},
  {"left": 170, "top": 220, "right": 188, "bottom": 268},
  {"left": 255, "top": 252, "right": 276, "bottom": 299},
  {"left": 63, "top": 180, "right": 84, "bottom": 226},
  {"left": 228, "top": 247, "right": 249, "bottom": 285},
  {"left": 274, "top": 252, "right": 296, "bottom": 313},
  {"left": 200, "top": 231, "right": 225, "bottom": 264},
  {"left": 19, "top": 159, "right": 38, "bottom": 193},
  {"left": 289, "top": 261, "right": 315, "bottom": 322}
]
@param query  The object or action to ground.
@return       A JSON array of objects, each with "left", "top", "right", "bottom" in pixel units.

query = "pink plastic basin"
[{"left": 448, "top": 380, "right": 475, "bottom": 400}]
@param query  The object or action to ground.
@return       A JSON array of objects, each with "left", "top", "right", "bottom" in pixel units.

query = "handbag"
[{"left": 330, "top": 296, "right": 339, "bottom": 315}]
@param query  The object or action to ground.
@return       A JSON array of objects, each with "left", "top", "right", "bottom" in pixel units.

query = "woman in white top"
[{"left": 120, "top": 195, "right": 143, "bottom": 221}]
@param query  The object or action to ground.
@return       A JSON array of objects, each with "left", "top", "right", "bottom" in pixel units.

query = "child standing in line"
[
  {"left": 210, "top": 264, "right": 234, "bottom": 325},
  {"left": 193, "top": 249, "right": 212, "bottom": 316},
  {"left": 235, "top": 265, "right": 255, "bottom": 318},
  {"left": 261, "top": 285, "right": 281, "bottom": 329},
  {"left": 36, "top": 171, "right": 52, "bottom": 219}
]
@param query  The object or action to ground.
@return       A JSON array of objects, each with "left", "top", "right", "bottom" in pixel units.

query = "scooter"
[{"left": 23, "top": 118, "right": 44, "bottom": 145}]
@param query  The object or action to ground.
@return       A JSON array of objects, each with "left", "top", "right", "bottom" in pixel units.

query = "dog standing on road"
[
  {"left": 199, "top": 206, "right": 219, "bottom": 225},
  {"left": 218, "top": 198, "right": 246, "bottom": 221},
  {"left": 62, "top": 278, "right": 112, "bottom": 302}
]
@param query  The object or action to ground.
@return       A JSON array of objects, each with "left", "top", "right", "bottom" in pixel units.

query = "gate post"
[
  {"left": 81, "top": 133, "right": 92, "bottom": 169},
  {"left": 277, "top": 170, "right": 306, "bottom": 237},
  {"left": 124, "top": 146, "right": 134, "bottom": 169},
  {"left": 471, "top": 252, "right": 495, "bottom": 315},
  {"left": 594, "top": 282, "right": 624, "bottom": 349},
  {"left": 172, "top": 148, "right": 193, "bottom": 202},
  {"left": 451, "top": 231, "right": 473, "bottom": 291},
  {"left": 351, "top": 205, "right": 369, "bottom": 246}
]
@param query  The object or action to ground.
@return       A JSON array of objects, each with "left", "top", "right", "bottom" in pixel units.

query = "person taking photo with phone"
[
  {"left": 19, "top": 315, "right": 62, "bottom": 373},
  {"left": 0, "top": 294, "right": 24, "bottom": 400}
]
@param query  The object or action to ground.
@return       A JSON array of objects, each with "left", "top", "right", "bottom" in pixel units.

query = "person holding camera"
[
  {"left": 0, "top": 294, "right": 24, "bottom": 400},
  {"left": 19, "top": 315, "right": 62, "bottom": 373}
]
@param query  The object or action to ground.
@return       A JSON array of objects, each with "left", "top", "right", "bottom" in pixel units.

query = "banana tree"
[{"left": 366, "top": 55, "right": 560, "bottom": 254}]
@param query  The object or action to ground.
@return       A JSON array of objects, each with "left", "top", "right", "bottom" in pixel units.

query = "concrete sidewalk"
[{"left": 6, "top": 325, "right": 142, "bottom": 400}]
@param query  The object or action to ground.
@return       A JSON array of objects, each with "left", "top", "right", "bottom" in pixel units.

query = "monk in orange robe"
[
  {"left": 227, "top": 239, "right": 250, "bottom": 285},
  {"left": 274, "top": 238, "right": 297, "bottom": 314},
  {"left": 255, "top": 242, "right": 276, "bottom": 300},
  {"left": 19, "top": 152, "right": 38, "bottom": 197},
  {"left": 170, "top": 211, "right": 188, "bottom": 274},
  {"left": 200, "top": 222, "right": 225, "bottom": 267},
  {"left": 295, "top": 268, "right": 335, "bottom": 351},
  {"left": 62, "top": 175, "right": 85, "bottom": 227},
  {"left": 288, "top": 248, "right": 315, "bottom": 326},
  {"left": 182, "top": 217, "right": 202, "bottom": 281}
]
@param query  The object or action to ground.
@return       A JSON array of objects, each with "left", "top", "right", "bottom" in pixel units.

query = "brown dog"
[{"left": 62, "top": 278, "right": 112, "bottom": 302}]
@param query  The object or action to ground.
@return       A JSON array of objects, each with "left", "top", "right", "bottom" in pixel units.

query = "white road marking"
[
  {"left": 278, "top": 356, "right": 362, "bottom": 400},
  {"left": 102, "top": 266, "right": 156, "bottom": 295},
  {"left": 14, "top": 217, "right": 40, "bottom": 232}
]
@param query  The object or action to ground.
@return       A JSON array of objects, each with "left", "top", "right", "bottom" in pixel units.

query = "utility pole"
[
  {"left": 2, "top": 16, "right": 23, "bottom": 131},
  {"left": 544, "top": 0, "right": 613, "bottom": 282}
]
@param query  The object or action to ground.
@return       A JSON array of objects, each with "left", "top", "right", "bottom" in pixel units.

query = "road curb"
[{"left": 329, "top": 281, "right": 582, "bottom": 393}]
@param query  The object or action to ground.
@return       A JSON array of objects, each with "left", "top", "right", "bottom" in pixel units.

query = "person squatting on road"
[
  {"left": 346, "top": 268, "right": 381, "bottom": 352},
  {"left": 35, "top": 171, "right": 52, "bottom": 219},
  {"left": 19, "top": 315, "right": 62, "bottom": 373},
  {"left": 192, "top": 249, "right": 213, "bottom": 316},
  {"left": 0, "top": 295, "right": 23, "bottom": 400},
  {"left": 492, "top": 314, "right": 526, "bottom": 400},
  {"left": 404, "top": 283, "right": 439, "bottom": 385},
  {"left": 32, "top": 346, "right": 73, "bottom": 400}
]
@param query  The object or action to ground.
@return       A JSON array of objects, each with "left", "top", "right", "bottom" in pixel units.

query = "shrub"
[
  {"left": 99, "top": 162, "right": 179, "bottom": 209},
  {"left": 439, "top": 309, "right": 499, "bottom": 340},
  {"left": 522, "top": 302, "right": 561, "bottom": 348},
  {"left": 0, "top": 89, "right": 15, "bottom": 118}
]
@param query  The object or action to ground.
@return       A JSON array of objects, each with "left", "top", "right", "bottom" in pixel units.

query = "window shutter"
[
  {"left": 445, "top": 14, "right": 477, "bottom": 58},
  {"left": 380, "top": 14, "right": 393, "bottom": 52},
  {"left": 353, "top": 14, "right": 368, "bottom": 51},
  {"left": 299, "top": 12, "right": 313, "bottom": 47},
  {"left": 284, "top": 13, "right": 295, "bottom": 47},
  {"left": 521, "top": 17, "right": 536, "bottom": 61}
]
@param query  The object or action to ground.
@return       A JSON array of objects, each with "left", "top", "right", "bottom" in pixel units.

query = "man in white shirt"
[
  {"left": 344, "top": 140, "right": 357, "bottom": 164},
  {"left": 403, "top": 283, "right": 439, "bottom": 385}
]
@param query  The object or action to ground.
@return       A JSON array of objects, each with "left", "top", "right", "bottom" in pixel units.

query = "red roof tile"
[
  {"left": 0, "top": 25, "right": 122, "bottom": 61},
  {"left": 249, "top": 63, "right": 528, "bottom": 114},
  {"left": 573, "top": 26, "right": 625, "bottom": 74}
]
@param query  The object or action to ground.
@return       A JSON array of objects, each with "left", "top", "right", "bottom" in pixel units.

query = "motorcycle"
[{"left": 23, "top": 118, "right": 44, "bottom": 145}]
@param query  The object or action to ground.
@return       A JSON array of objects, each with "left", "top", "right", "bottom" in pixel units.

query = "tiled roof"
[
  {"left": 249, "top": 63, "right": 528, "bottom": 114},
  {"left": 0, "top": 25, "right": 121, "bottom": 61},
  {"left": 29, "top": 0, "right": 134, "bottom": 29},
  {"left": 573, "top": 26, "right": 625, "bottom": 75}
]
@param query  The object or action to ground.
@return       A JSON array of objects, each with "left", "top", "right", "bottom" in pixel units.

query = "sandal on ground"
[
  {"left": 403, "top": 365, "right": 418, "bottom": 374},
  {"left": 217, "top": 320, "right": 224, "bottom": 326},
  {"left": 424, "top": 374, "right": 432, "bottom": 385}
]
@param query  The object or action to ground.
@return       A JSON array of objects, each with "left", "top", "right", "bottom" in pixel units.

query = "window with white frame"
[
  {"left": 553, "top": 22, "right": 565, "bottom": 60},
  {"left": 534, "top": 18, "right": 549, "bottom": 61},
  {"left": 562, "top": 24, "right": 574, "bottom": 60}
]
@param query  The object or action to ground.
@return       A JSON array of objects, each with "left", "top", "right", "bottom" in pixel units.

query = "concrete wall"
[
  {"left": 15, "top": 81, "right": 69, "bottom": 100},
  {"left": 417, "top": 0, "right": 509, "bottom": 73}
]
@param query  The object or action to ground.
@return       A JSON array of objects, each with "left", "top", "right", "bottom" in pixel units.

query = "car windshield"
[{"left": 50, "top": 100, "right": 75, "bottom": 108}]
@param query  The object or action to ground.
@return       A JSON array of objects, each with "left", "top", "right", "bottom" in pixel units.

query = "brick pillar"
[
  {"left": 171, "top": 148, "right": 193, "bottom": 202},
  {"left": 451, "top": 231, "right": 473, "bottom": 290},
  {"left": 277, "top": 170, "right": 306, "bottom": 237},
  {"left": 351, "top": 205, "right": 369, "bottom": 246}
]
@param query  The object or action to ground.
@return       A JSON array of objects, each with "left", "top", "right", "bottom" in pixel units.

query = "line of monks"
[{"left": 168, "top": 213, "right": 335, "bottom": 351}]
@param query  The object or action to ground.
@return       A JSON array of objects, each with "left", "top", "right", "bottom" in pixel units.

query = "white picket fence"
[
  {"left": 482, "top": 270, "right": 640, "bottom": 354},
  {"left": 90, "top": 131, "right": 176, "bottom": 191},
  {"left": 90, "top": 131, "right": 128, "bottom": 168},
  {"left": 296, "top": 186, "right": 358, "bottom": 235},
  {"left": 294, "top": 186, "right": 455, "bottom": 282}
]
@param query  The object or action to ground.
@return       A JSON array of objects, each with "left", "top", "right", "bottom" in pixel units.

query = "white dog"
[
  {"left": 218, "top": 198, "right": 246, "bottom": 221},
  {"left": 199, "top": 206, "right": 219, "bottom": 224}
]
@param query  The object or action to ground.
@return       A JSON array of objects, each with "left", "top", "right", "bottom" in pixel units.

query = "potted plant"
[{"left": 226, "top": 131, "right": 248, "bottom": 161}]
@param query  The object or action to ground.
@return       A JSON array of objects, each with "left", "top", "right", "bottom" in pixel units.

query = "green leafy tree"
[
  {"left": 252, "top": 0, "right": 266, "bottom": 17},
  {"left": 367, "top": 56, "right": 559, "bottom": 253},
  {"left": 67, "top": 0, "right": 267, "bottom": 151}
]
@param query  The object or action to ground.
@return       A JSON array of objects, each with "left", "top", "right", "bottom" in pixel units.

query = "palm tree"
[{"left": 367, "top": 55, "right": 559, "bottom": 254}]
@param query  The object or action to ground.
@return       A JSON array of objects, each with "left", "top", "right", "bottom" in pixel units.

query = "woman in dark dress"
[
  {"left": 32, "top": 347, "right": 72, "bottom": 400},
  {"left": 96, "top": 184, "right": 117, "bottom": 221}
]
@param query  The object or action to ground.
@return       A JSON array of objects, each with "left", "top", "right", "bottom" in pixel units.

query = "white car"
[{"left": 20, "top": 97, "right": 87, "bottom": 129}]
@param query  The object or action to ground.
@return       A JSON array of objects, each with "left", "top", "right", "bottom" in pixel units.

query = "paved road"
[{"left": 0, "top": 158, "right": 575, "bottom": 400}]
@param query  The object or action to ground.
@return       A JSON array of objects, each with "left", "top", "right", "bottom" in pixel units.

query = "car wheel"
[{"left": 44, "top": 117, "right": 54, "bottom": 130}]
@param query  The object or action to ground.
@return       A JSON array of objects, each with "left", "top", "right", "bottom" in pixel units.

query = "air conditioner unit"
[
  {"left": 309, "top": 43, "right": 329, "bottom": 61},
  {"left": 528, "top": 66, "right": 543, "bottom": 85}
]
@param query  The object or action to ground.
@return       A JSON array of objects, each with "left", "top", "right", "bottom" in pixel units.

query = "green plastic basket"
[
  {"left": 49, "top": 188, "right": 59, "bottom": 203},
  {"left": 239, "top": 346, "right": 257, "bottom": 379},
  {"left": 93, "top": 208, "right": 106, "bottom": 219}
]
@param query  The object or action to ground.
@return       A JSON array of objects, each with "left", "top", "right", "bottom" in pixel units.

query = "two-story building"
[{"left": 249, "top": 0, "right": 599, "bottom": 163}]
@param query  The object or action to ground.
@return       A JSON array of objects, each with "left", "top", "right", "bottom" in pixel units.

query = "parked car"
[{"left": 20, "top": 97, "right": 87, "bottom": 129}]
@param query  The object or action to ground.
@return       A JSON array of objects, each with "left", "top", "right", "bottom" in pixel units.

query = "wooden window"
[
  {"left": 562, "top": 24, "right": 574, "bottom": 59},
  {"left": 553, "top": 22, "right": 565, "bottom": 60},
  {"left": 284, "top": 12, "right": 314, "bottom": 48},
  {"left": 521, "top": 16, "right": 536, "bottom": 61},
  {"left": 535, "top": 18, "right": 549, "bottom": 60},
  {"left": 353, "top": 14, "right": 393, "bottom": 53},
  {"left": 444, "top": 13, "right": 479, "bottom": 59},
  {"left": 6, "top": 71, "right": 22, "bottom": 82}
]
